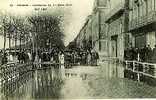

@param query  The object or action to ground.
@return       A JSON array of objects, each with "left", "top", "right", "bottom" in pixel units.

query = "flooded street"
[{"left": 1, "top": 61, "right": 156, "bottom": 99}]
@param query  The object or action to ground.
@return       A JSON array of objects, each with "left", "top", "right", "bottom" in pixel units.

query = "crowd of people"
[
  {"left": 2, "top": 44, "right": 156, "bottom": 66},
  {"left": 17, "top": 50, "right": 31, "bottom": 64},
  {"left": 0, "top": 49, "right": 61, "bottom": 65},
  {"left": 0, "top": 47, "right": 99, "bottom": 67},
  {"left": 65, "top": 50, "right": 99, "bottom": 66},
  {"left": 124, "top": 44, "right": 156, "bottom": 63}
]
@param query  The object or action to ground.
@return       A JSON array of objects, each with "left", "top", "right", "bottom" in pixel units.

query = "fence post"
[
  {"left": 133, "top": 61, "right": 135, "bottom": 72},
  {"left": 137, "top": 73, "right": 140, "bottom": 82},
  {"left": 125, "top": 61, "right": 128, "bottom": 69},
  {"left": 142, "top": 64, "right": 145, "bottom": 73},
  {"left": 154, "top": 64, "right": 156, "bottom": 76}
]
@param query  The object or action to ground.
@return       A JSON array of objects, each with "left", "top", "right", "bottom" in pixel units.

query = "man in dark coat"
[
  {"left": 146, "top": 45, "right": 152, "bottom": 62},
  {"left": 95, "top": 51, "right": 99, "bottom": 66},
  {"left": 140, "top": 46, "right": 146, "bottom": 62}
]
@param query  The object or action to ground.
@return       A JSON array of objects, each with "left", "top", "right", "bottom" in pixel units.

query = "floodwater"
[{"left": 1, "top": 61, "right": 156, "bottom": 99}]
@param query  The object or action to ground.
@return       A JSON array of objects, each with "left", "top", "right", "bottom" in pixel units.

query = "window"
[
  {"left": 148, "top": 0, "right": 152, "bottom": 12},
  {"left": 135, "top": 34, "right": 146, "bottom": 48},
  {"left": 142, "top": 0, "right": 146, "bottom": 16},
  {"left": 98, "top": 0, "right": 107, "bottom": 7},
  {"left": 155, "top": 0, "right": 156, "bottom": 10},
  {"left": 152, "top": 0, "right": 155, "bottom": 11}
]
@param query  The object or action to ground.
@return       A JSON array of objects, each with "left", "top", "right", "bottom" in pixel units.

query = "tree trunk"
[
  {"left": 24, "top": 35, "right": 26, "bottom": 50},
  {"left": 3, "top": 29, "right": 6, "bottom": 57},
  {"left": 15, "top": 32, "right": 17, "bottom": 54},
  {"left": 9, "top": 33, "right": 11, "bottom": 54},
  {"left": 20, "top": 34, "right": 22, "bottom": 52},
  {"left": 32, "top": 33, "right": 35, "bottom": 53}
]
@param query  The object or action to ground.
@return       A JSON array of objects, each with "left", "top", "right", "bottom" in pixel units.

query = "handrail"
[
  {"left": 125, "top": 60, "right": 156, "bottom": 67},
  {"left": 33, "top": 62, "right": 60, "bottom": 65},
  {"left": 124, "top": 60, "right": 156, "bottom": 81}
]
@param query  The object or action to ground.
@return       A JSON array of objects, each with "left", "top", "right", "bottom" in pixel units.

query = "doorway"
[{"left": 111, "top": 35, "right": 118, "bottom": 57}]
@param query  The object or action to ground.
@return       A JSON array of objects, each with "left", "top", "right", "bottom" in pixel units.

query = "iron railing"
[
  {"left": 0, "top": 62, "right": 33, "bottom": 86},
  {"left": 125, "top": 60, "right": 156, "bottom": 81},
  {"left": 0, "top": 62, "right": 33, "bottom": 96}
]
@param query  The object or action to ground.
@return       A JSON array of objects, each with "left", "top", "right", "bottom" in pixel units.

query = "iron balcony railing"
[{"left": 129, "top": 10, "right": 156, "bottom": 31}]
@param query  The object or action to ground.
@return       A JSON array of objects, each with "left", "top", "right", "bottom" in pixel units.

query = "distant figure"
[
  {"left": 71, "top": 52, "right": 75, "bottom": 65},
  {"left": 2, "top": 53, "right": 8, "bottom": 65},
  {"left": 18, "top": 52, "right": 23, "bottom": 63},
  {"left": 146, "top": 45, "right": 152, "bottom": 62},
  {"left": 140, "top": 46, "right": 146, "bottom": 62},
  {"left": 94, "top": 51, "right": 99, "bottom": 66},
  {"left": 53, "top": 52, "right": 59, "bottom": 63},
  {"left": 59, "top": 52, "right": 65, "bottom": 68},
  {"left": 42, "top": 52, "right": 47, "bottom": 62},
  {"left": 129, "top": 46, "right": 133, "bottom": 60},
  {"left": 47, "top": 52, "right": 51, "bottom": 61},
  {"left": 81, "top": 53, "right": 86, "bottom": 65},
  {"left": 24, "top": 52, "right": 29, "bottom": 63},
  {"left": 50, "top": 56, "right": 53, "bottom": 62},
  {"left": 21, "top": 51, "right": 26, "bottom": 63},
  {"left": 34, "top": 53, "right": 39, "bottom": 62},
  {"left": 32, "top": 52, "right": 36, "bottom": 62},
  {"left": 27, "top": 51, "right": 32, "bottom": 62},
  {"left": 87, "top": 52, "right": 91, "bottom": 65},
  {"left": 91, "top": 50, "right": 99, "bottom": 66},
  {"left": 152, "top": 45, "right": 156, "bottom": 63},
  {"left": 0, "top": 50, "right": 2, "bottom": 64}
]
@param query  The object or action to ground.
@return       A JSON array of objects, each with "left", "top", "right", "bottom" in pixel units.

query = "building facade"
[
  {"left": 92, "top": 0, "right": 108, "bottom": 57},
  {"left": 74, "top": 0, "right": 108, "bottom": 56},
  {"left": 75, "top": 19, "right": 87, "bottom": 50},
  {"left": 72, "top": 0, "right": 156, "bottom": 61},
  {"left": 129, "top": 0, "right": 156, "bottom": 49},
  {"left": 105, "top": 0, "right": 129, "bottom": 60}
]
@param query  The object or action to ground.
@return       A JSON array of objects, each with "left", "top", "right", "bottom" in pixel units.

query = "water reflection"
[
  {"left": 1, "top": 71, "right": 33, "bottom": 99},
  {"left": 1, "top": 62, "right": 156, "bottom": 99},
  {"left": 32, "top": 69, "right": 64, "bottom": 99},
  {"left": 100, "top": 61, "right": 124, "bottom": 79}
]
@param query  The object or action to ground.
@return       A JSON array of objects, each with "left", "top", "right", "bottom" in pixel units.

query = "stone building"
[
  {"left": 75, "top": 19, "right": 89, "bottom": 50},
  {"left": 72, "top": 0, "right": 156, "bottom": 61},
  {"left": 74, "top": 0, "right": 108, "bottom": 55},
  {"left": 128, "top": 0, "right": 156, "bottom": 49},
  {"left": 92, "top": 0, "right": 107, "bottom": 56},
  {"left": 73, "top": 0, "right": 130, "bottom": 61},
  {"left": 105, "top": 0, "right": 128, "bottom": 60}
]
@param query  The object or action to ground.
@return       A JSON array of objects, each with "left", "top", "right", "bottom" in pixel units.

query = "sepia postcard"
[{"left": 0, "top": 0, "right": 156, "bottom": 99}]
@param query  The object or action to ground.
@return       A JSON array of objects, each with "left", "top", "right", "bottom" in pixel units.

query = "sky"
[{"left": 0, "top": 0, "right": 95, "bottom": 48}]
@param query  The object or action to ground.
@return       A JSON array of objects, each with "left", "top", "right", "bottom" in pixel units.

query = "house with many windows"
[
  {"left": 71, "top": 0, "right": 156, "bottom": 61},
  {"left": 129, "top": 0, "right": 156, "bottom": 49}
]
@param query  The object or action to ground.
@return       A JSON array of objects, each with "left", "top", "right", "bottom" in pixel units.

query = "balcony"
[{"left": 129, "top": 11, "right": 156, "bottom": 31}]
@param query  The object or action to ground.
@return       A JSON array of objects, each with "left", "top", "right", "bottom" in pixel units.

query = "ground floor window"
[{"left": 135, "top": 34, "right": 146, "bottom": 48}]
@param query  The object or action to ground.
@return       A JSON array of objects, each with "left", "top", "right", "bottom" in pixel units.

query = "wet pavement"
[{"left": 1, "top": 61, "right": 156, "bottom": 99}]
